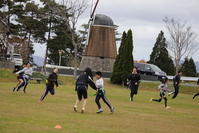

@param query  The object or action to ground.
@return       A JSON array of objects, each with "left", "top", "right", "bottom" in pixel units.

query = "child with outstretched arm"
[
  {"left": 39, "top": 67, "right": 58, "bottom": 102},
  {"left": 149, "top": 76, "right": 171, "bottom": 109}
]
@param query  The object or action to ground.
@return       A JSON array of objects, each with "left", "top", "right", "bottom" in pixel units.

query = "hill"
[{"left": 33, "top": 55, "right": 44, "bottom": 66}]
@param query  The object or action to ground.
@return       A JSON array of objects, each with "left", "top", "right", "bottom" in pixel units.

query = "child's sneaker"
[
  {"left": 110, "top": 107, "right": 114, "bottom": 114},
  {"left": 149, "top": 98, "right": 153, "bottom": 102},
  {"left": 96, "top": 108, "right": 103, "bottom": 114},
  {"left": 81, "top": 108, "right": 85, "bottom": 113},
  {"left": 192, "top": 93, "right": 196, "bottom": 99},
  {"left": 165, "top": 106, "right": 170, "bottom": 109},
  {"left": 73, "top": 105, "right": 77, "bottom": 112},
  {"left": 12, "top": 87, "right": 16, "bottom": 92},
  {"left": 130, "top": 97, "right": 133, "bottom": 102}
]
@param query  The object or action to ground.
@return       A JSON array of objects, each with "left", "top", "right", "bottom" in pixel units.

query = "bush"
[
  {"left": 31, "top": 72, "right": 66, "bottom": 85},
  {"left": 31, "top": 72, "right": 47, "bottom": 83}
]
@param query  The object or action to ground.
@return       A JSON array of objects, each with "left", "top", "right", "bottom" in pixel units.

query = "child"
[
  {"left": 15, "top": 63, "right": 33, "bottom": 93},
  {"left": 73, "top": 68, "right": 97, "bottom": 113},
  {"left": 39, "top": 67, "right": 58, "bottom": 102},
  {"left": 95, "top": 71, "right": 114, "bottom": 114},
  {"left": 168, "top": 71, "right": 182, "bottom": 99},
  {"left": 149, "top": 76, "right": 171, "bottom": 109},
  {"left": 12, "top": 64, "right": 26, "bottom": 92},
  {"left": 127, "top": 67, "right": 141, "bottom": 101},
  {"left": 192, "top": 79, "right": 199, "bottom": 99}
]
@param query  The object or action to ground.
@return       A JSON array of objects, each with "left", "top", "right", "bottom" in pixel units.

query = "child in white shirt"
[{"left": 95, "top": 71, "right": 114, "bottom": 114}]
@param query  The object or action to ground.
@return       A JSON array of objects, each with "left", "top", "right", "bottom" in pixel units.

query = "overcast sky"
[{"left": 34, "top": 0, "right": 199, "bottom": 62}]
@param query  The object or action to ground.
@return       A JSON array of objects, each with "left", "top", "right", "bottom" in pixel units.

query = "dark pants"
[
  {"left": 152, "top": 97, "right": 168, "bottom": 107},
  {"left": 152, "top": 91, "right": 168, "bottom": 107},
  {"left": 194, "top": 93, "right": 199, "bottom": 97},
  {"left": 40, "top": 86, "right": 55, "bottom": 101},
  {"left": 77, "top": 85, "right": 88, "bottom": 101},
  {"left": 172, "top": 85, "right": 179, "bottom": 99},
  {"left": 17, "top": 77, "right": 28, "bottom": 92},
  {"left": 95, "top": 90, "right": 112, "bottom": 109},
  {"left": 130, "top": 83, "right": 139, "bottom": 99}
]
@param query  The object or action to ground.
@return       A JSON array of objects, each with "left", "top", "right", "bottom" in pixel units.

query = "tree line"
[
  {"left": 1, "top": 1, "right": 198, "bottom": 81},
  {"left": 0, "top": 0, "right": 86, "bottom": 67},
  {"left": 111, "top": 27, "right": 198, "bottom": 85}
]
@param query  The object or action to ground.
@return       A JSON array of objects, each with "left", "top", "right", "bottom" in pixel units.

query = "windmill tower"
[{"left": 80, "top": 14, "right": 117, "bottom": 72}]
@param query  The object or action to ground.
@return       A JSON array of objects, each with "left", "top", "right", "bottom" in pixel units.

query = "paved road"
[
  {"left": 35, "top": 67, "right": 112, "bottom": 77},
  {"left": 34, "top": 67, "right": 198, "bottom": 86}
]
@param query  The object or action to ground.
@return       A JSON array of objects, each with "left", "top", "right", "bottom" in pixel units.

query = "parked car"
[
  {"left": 134, "top": 63, "right": 167, "bottom": 80},
  {"left": 12, "top": 54, "right": 23, "bottom": 67}
]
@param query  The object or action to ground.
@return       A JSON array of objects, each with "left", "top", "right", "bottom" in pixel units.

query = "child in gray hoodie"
[{"left": 149, "top": 77, "right": 171, "bottom": 109}]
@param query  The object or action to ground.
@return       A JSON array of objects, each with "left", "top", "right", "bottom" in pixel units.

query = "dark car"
[{"left": 134, "top": 63, "right": 167, "bottom": 80}]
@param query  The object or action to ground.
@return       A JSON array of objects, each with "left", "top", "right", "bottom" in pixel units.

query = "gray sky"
[{"left": 34, "top": 0, "right": 199, "bottom": 62}]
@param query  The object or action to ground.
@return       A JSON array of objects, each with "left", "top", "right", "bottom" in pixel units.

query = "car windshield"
[
  {"left": 13, "top": 55, "right": 21, "bottom": 59},
  {"left": 150, "top": 64, "right": 162, "bottom": 71}
]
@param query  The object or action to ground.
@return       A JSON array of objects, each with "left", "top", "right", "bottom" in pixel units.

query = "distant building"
[{"left": 80, "top": 14, "right": 117, "bottom": 72}]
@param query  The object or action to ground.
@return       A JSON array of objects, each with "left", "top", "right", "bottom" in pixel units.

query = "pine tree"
[
  {"left": 148, "top": 30, "right": 175, "bottom": 75},
  {"left": 122, "top": 29, "right": 133, "bottom": 84},
  {"left": 189, "top": 58, "right": 197, "bottom": 77},
  {"left": 110, "top": 31, "right": 126, "bottom": 84},
  {"left": 111, "top": 29, "right": 134, "bottom": 85},
  {"left": 47, "top": 21, "right": 75, "bottom": 66},
  {"left": 180, "top": 57, "right": 197, "bottom": 77}
]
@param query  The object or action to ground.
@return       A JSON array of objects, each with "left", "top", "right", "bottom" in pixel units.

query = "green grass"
[{"left": 1, "top": 76, "right": 199, "bottom": 133}]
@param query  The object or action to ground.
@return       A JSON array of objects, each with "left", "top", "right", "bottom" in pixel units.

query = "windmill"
[{"left": 80, "top": 0, "right": 117, "bottom": 72}]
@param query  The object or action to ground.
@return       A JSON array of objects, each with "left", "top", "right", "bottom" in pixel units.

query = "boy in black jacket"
[
  {"left": 39, "top": 68, "right": 58, "bottom": 102},
  {"left": 192, "top": 79, "right": 199, "bottom": 99},
  {"left": 127, "top": 67, "right": 141, "bottom": 101},
  {"left": 168, "top": 70, "right": 182, "bottom": 99}
]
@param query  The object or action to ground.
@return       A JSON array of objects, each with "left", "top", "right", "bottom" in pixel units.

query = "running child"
[
  {"left": 149, "top": 76, "right": 171, "bottom": 109},
  {"left": 15, "top": 63, "right": 33, "bottom": 93},
  {"left": 39, "top": 67, "right": 58, "bottom": 102},
  {"left": 168, "top": 71, "right": 182, "bottom": 99},
  {"left": 12, "top": 64, "right": 26, "bottom": 92},
  {"left": 73, "top": 68, "right": 97, "bottom": 113},
  {"left": 95, "top": 71, "right": 114, "bottom": 114},
  {"left": 192, "top": 79, "right": 199, "bottom": 99},
  {"left": 127, "top": 67, "right": 141, "bottom": 101}
]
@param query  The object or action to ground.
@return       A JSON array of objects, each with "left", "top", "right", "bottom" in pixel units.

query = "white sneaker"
[
  {"left": 96, "top": 108, "right": 103, "bottom": 114},
  {"left": 130, "top": 97, "right": 133, "bottom": 102},
  {"left": 73, "top": 105, "right": 77, "bottom": 112},
  {"left": 193, "top": 93, "right": 196, "bottom": 99},
  {"left": 81, "top": 108, "right": 85, "bottom": 113},
  {"left": 149, "top": 98, "right": 153, "bottom": 102},
  {"left": 110, "top": 107, "right": 114, "bottom": 114}
]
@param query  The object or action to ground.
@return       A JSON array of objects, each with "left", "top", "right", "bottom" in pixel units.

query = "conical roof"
[{"left": 93, "top": 14, "right": 114, "bottom": 26}]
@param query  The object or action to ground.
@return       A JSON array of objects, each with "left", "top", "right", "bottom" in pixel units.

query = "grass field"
[{"left": 1, "top": 76, "right": 199, "bottom": 133}]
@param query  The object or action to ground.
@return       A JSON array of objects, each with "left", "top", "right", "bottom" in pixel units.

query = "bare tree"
[
  {"left": 163, "top": 16, "right": 198, "bottom": 74},
  {"left": 45, "top": 0, "right": 88, "bottom": 80}
]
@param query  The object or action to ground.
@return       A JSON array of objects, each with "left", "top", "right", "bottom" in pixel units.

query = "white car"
[{"left": 13, "top": 54, "right": 23, "bottom": 66}]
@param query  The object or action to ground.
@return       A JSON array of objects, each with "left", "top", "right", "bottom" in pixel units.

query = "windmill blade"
[
  {"left": 78, "top": 0, "right": 99, "bottom": 48},
  {"left": 90, "top": 0, "right": 99, "bottom": 19},
  {"left": 78, "top": 0, "right": 99, "bottom": 49}
]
